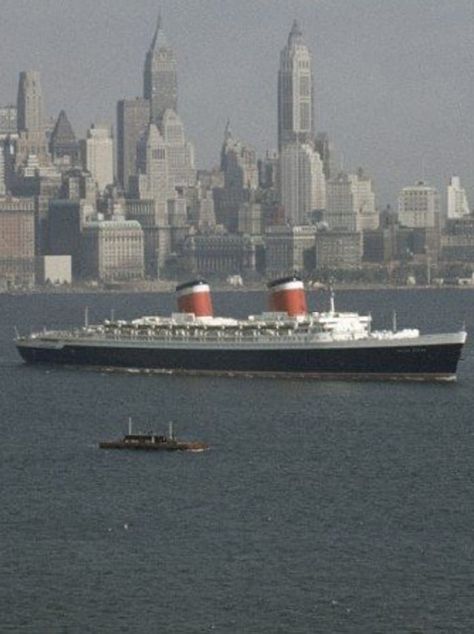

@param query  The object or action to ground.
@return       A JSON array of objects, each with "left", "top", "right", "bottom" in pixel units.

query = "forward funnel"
[{"left": 267, "top": 275, "right": 307, "bottom": 317}]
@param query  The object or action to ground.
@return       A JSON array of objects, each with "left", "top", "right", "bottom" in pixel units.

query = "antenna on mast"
[{"left": 328, "top": 281, "right": 335, "bottom": 314}]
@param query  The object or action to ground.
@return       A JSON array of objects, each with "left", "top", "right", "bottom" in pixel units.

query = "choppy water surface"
[{"left": 1, "top": 289, "right": 473, "bottom": 633}]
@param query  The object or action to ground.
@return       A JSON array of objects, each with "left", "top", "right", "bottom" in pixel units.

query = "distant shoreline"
[{"left": 2, "top": 283, "right": 474, "bottom": 296}]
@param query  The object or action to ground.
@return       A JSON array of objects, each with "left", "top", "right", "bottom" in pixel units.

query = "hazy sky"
[{"left": 1, "top": 0, "right": 474, "bottom": 206}]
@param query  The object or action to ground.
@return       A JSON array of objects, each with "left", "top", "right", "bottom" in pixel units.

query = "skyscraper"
[
  {"left": 325, "top": 171, "right": 377, "bottom": 232},
  {"left": 447, "top": 176, "right": 470, "bottom": 220},
  {"left": 279, "top": 142, "right": 326, "bottom": 224},
  {"left": 81, "top": 124, "right": 114, "bottom": 192},
  {"left": 278, "top": 20, "right": 314, "bottom": 150},
  {"left": 15, "top": 71, "right": 49, "bottom": 166},
  {"left": 161, "top": 109, "right": 196, "bottom": 189},
  {"left": 49, "top": 110, "right": 80, "bottom": 166},
  {"left": 136, "top": 123, "right": 170, "bottom": 222},
  {"left": 17, "top": 71, "right": 43, "bottom": 134},
  {"left": 143, "top": 13, "right": 178, "bottom": 127},
  {"left": 117, "top": 98, "right": 150, "bottom": 193},
  {"left": 219, "top": 123, "right": 258, "bottom": 231}
]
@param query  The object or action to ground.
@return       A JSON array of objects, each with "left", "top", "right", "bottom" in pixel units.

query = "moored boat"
[{"left": 99, "top": 419, "right": 208, "bottom": 452}]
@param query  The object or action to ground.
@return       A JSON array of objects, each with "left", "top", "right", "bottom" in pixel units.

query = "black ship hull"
[{"left": 16, "top": 338, "right": 465, "bottom": 380}]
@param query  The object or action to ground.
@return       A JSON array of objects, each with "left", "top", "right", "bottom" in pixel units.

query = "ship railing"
[{"left": 86, "top": 329, "right": 328, "bottom": 345}]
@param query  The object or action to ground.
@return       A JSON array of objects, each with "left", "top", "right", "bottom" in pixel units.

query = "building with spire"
[
  {"left": 49, "top": 110, "right": 80, "bottom": 167},
  {"left": 278, "top": 20, "right": 314, "bottom": 150},
  {"left": 15, "top": 70, "right": 49, "bottom": 166},
  {"left": 143, "top": 13, "right": 178, "bottom": 127}
]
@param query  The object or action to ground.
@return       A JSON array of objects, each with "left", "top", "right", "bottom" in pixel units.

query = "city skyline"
[{"left": 1, "top": 0, "right": 473, "bottom": 207}]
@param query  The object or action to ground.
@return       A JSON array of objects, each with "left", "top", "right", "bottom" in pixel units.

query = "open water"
[{"left": 0, "top": 288, "right": 473, "bottom": 633}]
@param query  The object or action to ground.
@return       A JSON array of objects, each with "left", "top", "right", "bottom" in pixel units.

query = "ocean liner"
[{"left": 15, "top": 277, "right": 467, "bottom": 380}]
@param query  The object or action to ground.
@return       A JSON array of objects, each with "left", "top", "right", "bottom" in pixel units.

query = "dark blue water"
[{"left": 1, "top": 289, "right": 473, "bottom": 633}]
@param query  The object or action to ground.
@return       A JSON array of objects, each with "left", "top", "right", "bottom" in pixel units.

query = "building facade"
[
  {"left": 161, "top": 109, "right": 196, "bottom": 189},
  {"left": 81, "top": 125, "right": 114, "bottom": 192},
  {"left": 265, "top": 224, "right": 317, "bottom": 277},
  {"left": 315, "top": 231, "right": 363, "bottom": 268},
  {"left": 116, "top": 97, "right": 150, "bottom": 192},
  {"left": 0, "top": 144, "right": 5, "bottom": 197},
  {"left": 278, "top": 20, "right": 314, "bottom": 150},
  {"left": 182, "top": 232, "right": 260, "bottom": 277},
  {"left": 279, "top": 142, "right": 326, "bottom": 224},
  {"left": 447, "top": 176, "right": 469, "bottom": 220},
  {"left": 143, "top": 14, "right": 177, "bottom": 127},
  {"left": 0, "top": 105, "right": 17, "bottom": 139},
  {"left": 49, "top": 110, "right": 80, "bottom": 168},
  {"left": 398, "top": 181, "right": 440, "bottom": 229},
  {"left": 81, "top": 219, "right": 144, "bottom": 281},
  {"left": 218, "top": 123, "right": 258, "bottom": 231},
  {"left": 47, "top": 199, "right": 94, "bottom": 278},
  {"left": 0, "top": 196, "right": 35, "bottom": 287},
  {"left": 325, "top": 171, "right": 377, "bottom": 232},
  {"left": 15, "top": 71, "right": 49, "bottom": 166},
  {"left": 135, "top": 123, "right": 171, "bottom": 222}
]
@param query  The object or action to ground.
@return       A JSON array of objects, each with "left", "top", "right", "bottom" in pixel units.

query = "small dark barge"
[{"left": 99, "top": 420, "right": 208, "bottom": 452}]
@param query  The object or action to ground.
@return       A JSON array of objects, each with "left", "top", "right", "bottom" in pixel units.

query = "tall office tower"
[
  {"left": 278, "top": 20, "right": 314, "bottom": 150},
  {"left": 136, "top": 123, "right": 170, "bottom": 221},
  {"left": 279, "top": 142, "right": 326, "bottom": 224},
  {"left": 81, "top": 124, "right": 114, "bottom": 192},
  {"left": 219, "top": 122, "right": 258, "bottom": 231},
  {"left": 188, "top": 184, "right": 216, "bottom": 230},
  {"left": 143, "top": 13, "right": 178, "bottom": 127},
  {"left": 49, "top": 110, "right": 80, "bottom": 167},
  {"left": 354, "top": 168, "right": 378, "bottom": 231},
  {"left": 447, "top": 176, "right": 470, "bottom": 220},
  {"left": 16, "top": 71, "right": 49, "bottom": 165},
  {"left": 161, "top": 109, "right": 196, "bottom": 189},
  {"left": 117, "top": 98, "right": 150, "bottom": 192},
  {"left": 398, "top": 181, "right": 440, "bottom": 228},
  {"left": 315, "top": 132, "right": 334, "bottom": 181},
  {"left": 0, "top": 197, "right": 35, "bottom": 287},
  {"left": 17, "top": 71, "right": 43, "bottom": 134},
  {"left": 326, "top": 171, "right": 377, "bottom": 232}
]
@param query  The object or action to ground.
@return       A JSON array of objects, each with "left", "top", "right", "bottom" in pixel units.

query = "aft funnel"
[
  {"left": 176, "top": 279, "right": 213, "bottom": 317},
  {"left": 267, "top": 275, "right": 307, "bottom": 317}
]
